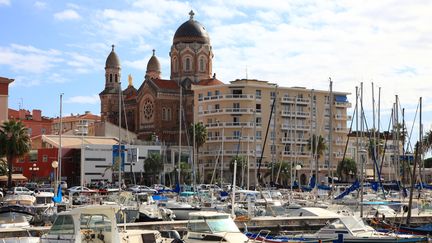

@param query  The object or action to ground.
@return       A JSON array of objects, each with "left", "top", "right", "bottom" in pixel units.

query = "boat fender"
[{"left": 403, "top": 205, "right": 409, "bottom": 213}]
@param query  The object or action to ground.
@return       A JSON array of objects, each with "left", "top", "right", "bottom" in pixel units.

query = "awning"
[
  {"left": 335, "top": 95, "right": 348, "bottom": 102},
  {"left": 0, "top": 174, "right": 28, "bottom": 182}
]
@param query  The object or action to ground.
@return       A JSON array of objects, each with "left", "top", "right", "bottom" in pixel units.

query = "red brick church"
[{"left": 99, "top": 11, "right": 222, "bottom": 144}]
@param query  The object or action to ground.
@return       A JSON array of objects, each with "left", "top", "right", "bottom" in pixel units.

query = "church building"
[{"left": 99, "top": 11, "right": 222, "bottom": 145}]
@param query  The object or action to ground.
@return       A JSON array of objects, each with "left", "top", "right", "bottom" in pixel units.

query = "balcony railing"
[
  {"left": 281, "top": 124, "right": 310, "bottom": 130},
  {"left": 281, "top": 137, "right": 309, "bottom": 144},
  {"left": 281, "top": 111, "right": 310, "bottom": 117},
  {"left": 198, "top": 94, "right": 257, "bottom": 102},
  {"left": 280, "top": 97, "right": 310, "bottom": 105},
  {"left": 334, "top": 101, "right": 352, "bottom": 108}
]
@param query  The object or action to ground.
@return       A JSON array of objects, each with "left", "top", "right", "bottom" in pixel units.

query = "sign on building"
[{"left": 112, "top": 145, "right": 125, "bottom": 171}]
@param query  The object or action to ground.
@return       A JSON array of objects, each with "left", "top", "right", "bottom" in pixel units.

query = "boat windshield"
[
  {"left": 188, "top": 215, "right": 240, "bottom": 233},
  {"left": 49, "top": 215, "right": 75, "bottom": 235},
  {"left": 36, "top": 196, "right": 51, "bottom": 204},
  {"left": 80, "top": 214, "right": 112, "bottom": 232}
]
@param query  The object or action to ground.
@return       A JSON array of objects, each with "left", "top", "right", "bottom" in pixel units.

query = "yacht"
[
  {"left": 33, "top": 191, "right": 56, "bottom": 225},
  {"left": 182, "top": 211, "right": 250, "bottom": 242},
  {"left": 0, "top": 194, "right": 36, "bottom": 224},
  {"left": 40, "top": 204, "right": 174, "bottom": 243}
]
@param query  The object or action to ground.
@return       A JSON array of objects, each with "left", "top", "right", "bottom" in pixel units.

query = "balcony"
[
  {"left": 281, "top": 111, "right": 310, "bottom": 118},
  {"left": 334, "top": 115, "right": 352, "bottom": 120},
  {"left": 206, "top": 122, "right": 260, "bottom": 129},
  {"left": 282, "top": 151, "right": 310, "bottom": 157},
  {"left": 334, "top": 101, "right": 352, "bottom": 108},
  {"left": 200, "top": 150, "right": 256, "bottom": 156},
  {"left": 198, "top": 94, "right": 256, "bottom": 102},
  {"left": 280, "top": 97, "right": 310, "bottom": 105},
  {"left": 198, "top": 108, "right": 255, "bottom": 116},
  {"left": 281, "top": 124, "right": 310, "bottom": 130},
  {"left": 206, "top": 136, "right": 260, "bottom": 143},
  {"left": 281, "top": 137, "right": 309, "bottom": 144}
]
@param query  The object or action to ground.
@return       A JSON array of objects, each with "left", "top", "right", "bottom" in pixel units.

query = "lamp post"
[
  {"left": 296, "top": 164, "right": 302, "bottom": 189},
  {"left": 52, "top": 160, "right": 58, "bottom": 193},
  {"left": 29, "top": 163, "right": 39, "bottom": 182}
]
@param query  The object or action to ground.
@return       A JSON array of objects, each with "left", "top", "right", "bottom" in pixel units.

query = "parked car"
[
  {"left": 127, "top": 185, "right": 157, "bottom": 194},
  {"left": 7, "top": 186, "right": 34, "bottom": 196},
  {"left": 67, "top": 186, "right": 97, "bottom": 196},
  {"left": 151, "top": 184, "right": 171, "bottom": 191},
  {"left": 24, "top": 182, "right": 38, "bottom": 191}
]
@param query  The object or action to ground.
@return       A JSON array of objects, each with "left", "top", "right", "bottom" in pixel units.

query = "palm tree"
[
  {"left": 307, "top": 134, "right": 326, "bottom": 159},
  {"left": 229, "top": 155, "right": 246, "bottom": 185},
  {"left": 336, "top": 158, "right": 357, "bottom": 182},
  {"left": 422, "top": 130, "right": 432, "bottom": 153},
  {"left": 0, "top": 158, "right": 7, "bottom": 176},
  {"left": 0, "top": 120, "right": 31, "bottom": 188},
  {"left": 267, "top": 161, "right": 291, "bottom": 186},
  {"left": 144, "top": 153, "right": 163, "bottom": 185},
  {"left": 180, "top": 162, "right": 192, "bottom": 184},
  {"left": 188, "top": 122, "right": 207, "bottom": 179}
]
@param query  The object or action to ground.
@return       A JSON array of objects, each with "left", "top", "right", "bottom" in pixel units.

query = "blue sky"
[{"left": 1, "top": 0, "right": 431, "bottom": 147}]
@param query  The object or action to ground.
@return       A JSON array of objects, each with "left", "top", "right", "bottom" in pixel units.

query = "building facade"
[
  {"left": 8, "top": 108, "right": 53, "bottom": 139},
  {"left": 0, "top": 76, "right": 14, "bottom": 123},
  {"left": 193, "top": 79, "right": 351, "bottom": 186},
  {"left": 52, "top": 111, "right": 100, "bottom": 136},
  {"left": 99, "top": 11, "right": 219, "bottom": 145}
]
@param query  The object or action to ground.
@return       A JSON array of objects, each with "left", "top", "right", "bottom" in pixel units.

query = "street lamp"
[
  {"left": 52, "top": 160, "right": 58, "bottom": 193},
  {"left": 29, "top": 163, "right": 39, "bottom": 182},
  {"left": 296, "top": 164, "right": 302, "bottom": 189}
]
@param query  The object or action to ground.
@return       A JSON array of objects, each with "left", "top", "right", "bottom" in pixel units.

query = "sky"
[{"left": 1, "top": 0, "right": 431, "bottom": 148}]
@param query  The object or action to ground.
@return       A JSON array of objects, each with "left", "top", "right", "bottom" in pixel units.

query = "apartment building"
[{"left": 193, "top": 79, "right": 351, "bottom": 186}]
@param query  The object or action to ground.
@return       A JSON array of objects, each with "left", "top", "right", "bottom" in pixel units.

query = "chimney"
[
  {"left": 19, "top": 109, "right": 26, "bottom": 119},
  {"left": 32, "top": 109, "right": 42, "bottom": 121}
]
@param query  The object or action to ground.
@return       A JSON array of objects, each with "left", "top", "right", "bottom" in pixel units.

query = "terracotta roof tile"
[
  {"left": 196, "top": 78, "right": 224, "bottom": 86},
  {"left": 152, "top": 79, "right": 180, "bottom": 90}
]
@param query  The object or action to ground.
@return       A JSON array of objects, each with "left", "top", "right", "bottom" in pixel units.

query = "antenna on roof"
[{"left": 245, "top": 65, "right": 248, "bottom": 79}]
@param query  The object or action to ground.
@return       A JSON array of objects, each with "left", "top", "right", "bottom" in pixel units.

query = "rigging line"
[
  {"left": 379, "top": 108, "right": 393, "bottom": 175},
  {"left": 360, "top": 102, "right": 387, "bottom": 198},
  {"left": 405, "top": 101, "right": 420, "bottom": 153},
  {"left": 341, "top": 98, "right": 357, "bottom": 163},
  {"left": 121, "top": 89, "right": 130, "bottom": 144}
]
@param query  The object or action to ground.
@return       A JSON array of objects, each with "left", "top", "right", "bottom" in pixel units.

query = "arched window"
[
  {"left": 185, "top": 58, "right": 191, "bottom": 71},
  {"left": 115, "top": 74, "right": 118, "bottom": 82},
  {"left": 167, "top": 108, "right": 171, "bottom": 120},
  {"left": 110, "top": 74, "right": 113, "bottom": 82},
  {"left": 173, "top": 57, "right": 178, "bottom": 72},
  {"left": 199, "top": 57, "right": 205, "bottom": 72},
  {"left": 162, "top": 108, "right": 167, "bottom": 120}
]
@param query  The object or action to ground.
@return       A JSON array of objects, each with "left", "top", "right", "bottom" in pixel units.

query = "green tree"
[
  {"left": 144, "top": 152, "right": 163, "bottom": 185},
  {"left": 188, "top": 123, "right": 207, "bottom": 181},
  {"left": 0, "top": 158, "right": 7, "bottom": 176},
  {"left": 307, "top": 134, "right": 326, "bottom": 159},
  {"left": 336, "top": 158, "right": 357, "bottom": 182},
  {"left": 0, "top": 120, "right": 31, "bottom": 188},
  {"left": 229, "top": 155, "right": 246, "bottom": 185},
  {"left": 269, "top": 161, "right": 291, "bottom": 186},
  {"left": 180, "top": 162, "right": 192, "bottom": 184},
  {"left": 422, "top": 130, "right": 432, "bottom": 153},
  {"left": 423, "top": 157, "right": 432, "bottom": 168}
]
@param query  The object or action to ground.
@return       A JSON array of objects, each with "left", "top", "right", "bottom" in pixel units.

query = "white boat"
[
  {"left": 164, "top": 200, "right": 201, "bottom": 220},
  {"left": 0, "top": 194, "right": 36, "bottom": 224},
  {"left": 136, "top": 193, "right": 175, "bottom": 222},
  {"left": 296, "top": 215, "right": 428, "bottom": 243},
  {"left": 40, "top": 204, "right": 174, "bottom": 242},
  {"left": 33, "top": 191, "right": 56, "bottom": 225},
  {"left": 0, "top": 228, "right": 40, "bottom": 243},
  {"left": 182, "top": 211, "right": 250, "bottom": 243}
]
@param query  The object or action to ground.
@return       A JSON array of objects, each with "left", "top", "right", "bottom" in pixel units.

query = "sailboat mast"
[
  {"left": 118, "top": 82, "right": 122, "bottom": 191},
  {"left": 58, "top": 93, "right": 63, "bottom": 186},
  {"left": 372, "top": 82, "right": 376, "bottom": 180},
  {"left": 360, "top": 83, "right": 364, "bottom": 218},
  {"left": 328, "top": 78, "right": 333, "bottom": 186},
  {"left": 178, "top": 84, "right": 182, "bottom": 185}
]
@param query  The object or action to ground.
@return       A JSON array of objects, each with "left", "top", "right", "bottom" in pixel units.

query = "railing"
[
  {"left": 281, "top": 124, "right": 310, "bottom": 130},
  {"left": 282, "top": 151, "right": 310, "bottom": 157},
  {"left": 281, "top": 137, "right": 309, "bottom": 144},
  {"left": 198, "top": 94, "right": 257, "bottom": 101},
  {"left": 280, "top": 97, "right": 310, "bottom": 104},
  {"left": 281, "top": 111, "right": 310, "bottom": 117},
  {"left": 334, "top": 101, "right": 352, "bottom": 108}
]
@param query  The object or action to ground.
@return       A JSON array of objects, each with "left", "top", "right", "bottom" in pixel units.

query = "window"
[
  {"left": 185, "top": 58, "right": 191, "bottom": 71},
  {"left": 167, "top": 108, "right": 171, "bottom": 120},
  {"left": 256, "top": 131, "right": 262, "bottom": 139},
  {"left": 115, "top": 74, "right": 118, "bottom": 82},
  {"left": 215, "top": 104, "right": 220, "bottom": 110},
  {"left": 256, "top": 90, "right": 261, "bottom": 99},
  {"left": 110, "top": 74, "right": 112, "bottom": 82},
  {"left": 27, "top": 128, "right": 32, "bottom": 136},
  {"left": 50, "top": 215, "right": 75, "bottom": 235},
  {"left": 41, "top": 128, "right": 46, "bottom": 134},
  {"left": 198, "top": 93, "right": 203, "bottom": 99},
  {"left": 207, "top": 91, "right": 212, "bottom": 97},
  {"left": 162, "top": 108, "right": 167, "bottom": 121},
  {"left": 233, "top": 116, "right": 240, "bottom": 125},
  {"left": 233, "top": 103, "right": 240, "bottom": 109},
  {"left": 256, "top": 104, "right": 261, "bottom": 113},
  {"left": 270, "top": 91, "right": 276, "bottom": 99},
  {"left": 233, "top": 130, "right": 241, "bottom": 138},
  {"left": 256, "top": 117, "right": 262, "bottom": 126},
  {"left": 215, "top": 90, "right": 220, "bottom": 96},
  {"left": 199, "top": 57, "right": 205, "bottom": 72},
  {"left": 173, "top": 57, "right": 178, "bottom": 72}
]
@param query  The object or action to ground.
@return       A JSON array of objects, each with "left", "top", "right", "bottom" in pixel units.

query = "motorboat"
[
  {"left": 136, "top": 193, "right": 175, "bottom": 222},
  {"left": 0, "top": 227, "right": 40, "bottom": 243},
  {"left": 0, "top": 194, "right": 36, "bottom": 224},
  {"left": 164, "top": 197, "right": 201, "bottom": 220},
  {"left": 40, "top": 204, "right": 175, "bottom": 242},
  {"left": 295, "top": 215, "right": 428, "bottom": 242},
  {"left": 182, "top": 211, "right": 250, "bottom": 242},
  {"left": 33, "top": 191, "right": 56, "bottom": 225}
]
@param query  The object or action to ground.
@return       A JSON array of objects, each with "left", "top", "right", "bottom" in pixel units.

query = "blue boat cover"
[{"left": 334, "top": 180, "right": 360, "bottom": 200}]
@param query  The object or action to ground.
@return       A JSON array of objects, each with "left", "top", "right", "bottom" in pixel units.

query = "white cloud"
[
  {"left": 34, "top": 1, "right": 47, "bottom": 9},
  {"left": 65, "top": 95, "right": 100, "bottom": 105},
  {"left": 54, "top": 9, "right": 81, "bottom": 21},
  {"left": 66, "top": 52, "right": 100, "bottom": 73},
  {"left": 0, "top": 44, "right": 63, "bottom": 74},
  {"left": 0, "top": 0, "right": 10, "bottom": 6}
]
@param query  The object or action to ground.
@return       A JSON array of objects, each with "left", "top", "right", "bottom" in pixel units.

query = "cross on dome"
[
  {"left": 111, "top": 44, "right": 115, "bottom": 51},
  {"left": 189, "top": 10, "right": 194, "bottom": 20}
]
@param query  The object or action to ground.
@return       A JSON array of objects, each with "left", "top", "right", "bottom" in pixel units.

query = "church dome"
[
  {"left": 105, "top": 45, "right": 120, "bottom": 68},
  {"left": 173, "top": 10, "right": 210, "bottom": 45},
  {"left": 146, "top": 50, "right": 160, "bottom": 72}
]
